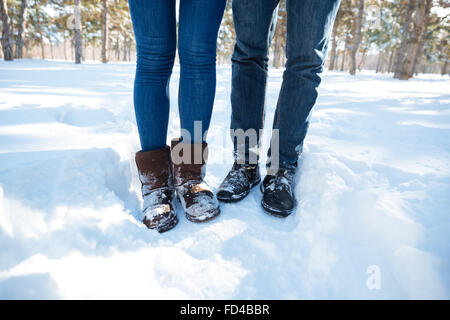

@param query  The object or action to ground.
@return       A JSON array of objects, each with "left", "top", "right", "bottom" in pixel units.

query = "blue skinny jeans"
[{"left": 129, "top": 0, "right": 226, "bottom": 151}]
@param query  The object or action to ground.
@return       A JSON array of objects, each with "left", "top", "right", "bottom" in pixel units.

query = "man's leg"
[
  {"left": 267, "top": 0, "right": 341, "bottom": 168},
  {"left": 230, "top": 0, "right": 280, "bottom": 164},
  {"left": 262, "top": 0, "right": 341, "bottom": 217},
  {"left": 217, "top": 0, "right": 279, "bottom": 203}
]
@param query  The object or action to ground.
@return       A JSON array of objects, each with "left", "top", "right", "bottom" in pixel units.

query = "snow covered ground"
[{"left": 0, "top": 59, "right": 449, "bottom": 299}]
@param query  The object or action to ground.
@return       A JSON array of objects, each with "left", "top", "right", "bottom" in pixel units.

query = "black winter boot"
[
  {"left": 217, "top": 162, "right": 261, "bottom": 202},
  {"left": 260, "top": 166, "right": 297, "bottom": 217}
]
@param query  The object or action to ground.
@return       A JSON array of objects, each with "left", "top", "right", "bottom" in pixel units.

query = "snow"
[{"left": 0, "top": 59, "right": 449, "bottom": 299}]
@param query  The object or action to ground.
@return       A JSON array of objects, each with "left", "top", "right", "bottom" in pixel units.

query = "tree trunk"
[
  {"left": 388, "top": 50, "right": 394, "bottom": 73},
  {"left": 442, "top": 59, "right": 448, "bottom": 76},
  {"left": 25, "top": 41, "right": 30, "bottom": 58},
  {"left": 381, "top": 53, "right": 388, "bottom": 73},
  {"left": 340, "top": 31, "right": 350, "bottom": 72},
  {"left": 39, "top": 30, "right": 45, "bottom": 59},
  {"left": 101, "top": 0, "right": 108, "bottom": 63},
  {"left": 50, "top": 40, "right": 54, "bottom": 60},
  {"left": 71, "top": 39, "right": 74, "bottom": 60},
  {"left": 340, "top": 50, "right": 346, "bottom": 71},
  {"left": 115, "top": 33, "right": 120, "bottom": 61},
  {"left": 128, "top": 41, "right": 131, "bottom": 61},
  {"left": 412, "top": 0, "right": 433, "bottom": 76},
  {"left": 358, "top": 45, "right": 368, "bottom": 71},
  {"left": 393, "top": 0, "right": 416, "bottom": 79},
  {"left": 74, "top": 0, "right": 83, "bottom": 64},
  {"left": 123, "top": 35, "right": 128, "bottom": 61},
  {"left": 400, "top": 0, "right": 429, "bottom": 80},
  {"left": 41, "top": 43, "right": 45, "bottom": 59},
  {"left": 83, "top": 38, "right": 87, "bottom": 62},
  {"left": 15, "top": 0, "right": 28, "bottom": 59},
  {"left": 273, "top": 34, "right": 283, "bottom": 68},
  {"left": 328, "top": 34, "right": 338, "bottom": 70},
  {"left": 376, "top": 52, "right": 383, "bottom": 73},
  {"left": 64, "top": 37, "right": 67, "bottom": 60},
  {"left": 0, "top": 0, "right": 14, "bottom": 61},
  {"left": 328, "top": 8, "right": 343, "bottom": 71},
  {"left": 349, "top": 0, "right": 364, "bottom": 75}
]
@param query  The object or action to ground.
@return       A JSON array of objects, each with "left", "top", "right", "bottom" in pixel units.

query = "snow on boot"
[
  {"left": 260, "top": 166, "right": 297, "bottom": 217},
  {"left": 217, "top": 162, "right": 260, "bottom": 202},
  {"left": 135, "top": 146, "right": 178, "bottom": 232},
  {"left": 171, "top": 138, "right": 220, "bottom": 223}
]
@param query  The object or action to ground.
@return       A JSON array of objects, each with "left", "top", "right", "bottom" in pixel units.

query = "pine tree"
[
  {"left": 15, "top": 0, "right": 28, "bottom": 59},
  {"left": 411, "top": 0, "right": 433, "bottom": 76},
  {"left": 217, "top": 0, "right": 235, "bottom": 64},
  {"left": 0, "top": 0, "right": 14, "bottom": 61},
  {"left": 101, "top": 0, "right": 108, "bottom": 63},
  {"left": 349, "top": 0, "right": 365, "bottom": 75},
  {"left": 272, "top": 0, "right": 286, "bottom": 69},
  {"left": 393, "top": 0, "right": 416, "bottom": 79},
  {"left": 74, "top": 0, "right": 82, "bottom": 64},
  {"left": 328, "top": 6, "right": 344, "bottom": 71}
]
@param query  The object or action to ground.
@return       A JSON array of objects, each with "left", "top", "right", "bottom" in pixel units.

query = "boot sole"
[
  {"left": 217, "top": 178, "right": 261, "bottom": 203},
  {"left": 261, "top": 200, "right": 293, "bottom": 218},
  {"left": 143, "top": 214, "right": 178, "bottom": 233},
  {"left": 185, "top": 207, "right": 221, "bottom": 223}
]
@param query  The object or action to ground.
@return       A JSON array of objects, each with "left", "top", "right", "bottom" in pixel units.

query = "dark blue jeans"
[
  {"left": 231, "top": 0, "right": 341, "bottom": 168},
  {"left": 129, "top": 0, "right": 226, "bottom": 151}
]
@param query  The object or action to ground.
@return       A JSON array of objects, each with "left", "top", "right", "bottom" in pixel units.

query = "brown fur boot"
[
  {"left": 171, "top": 138, "right": 220, "bottom": 222},
  {"left": 135, "top": 146, "right": 178, "bottom": 232}
]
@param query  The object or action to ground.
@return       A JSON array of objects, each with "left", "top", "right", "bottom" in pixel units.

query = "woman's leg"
[
  {"left": 130, "top": 0, "right": 178, "bottom": 232},
  {"left": 171, "top": 0, "right": 226, "bottom": 223},
  {"left": 178, "top": 0, "right": 226, "bottom": 143},
  {"left": 129, "top": 0, "right": 176, "bottom": 151}
]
